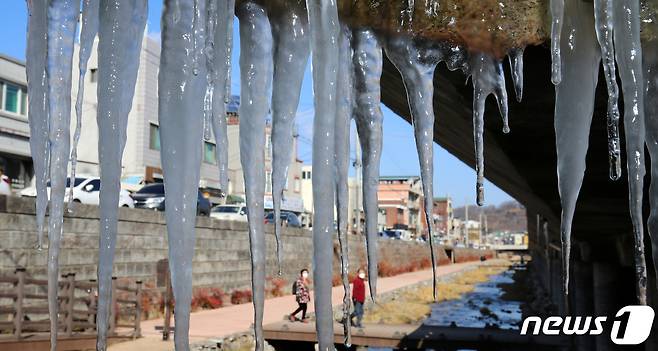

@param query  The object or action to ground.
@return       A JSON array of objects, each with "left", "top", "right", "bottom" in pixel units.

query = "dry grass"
[{"left": 363, "top": 264, "right": 508, "bottom": 325}]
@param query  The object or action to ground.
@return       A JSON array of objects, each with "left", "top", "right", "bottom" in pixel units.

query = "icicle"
[
  {"left": 644, "top": 26, "right": 658, "bottom": 300},
  {"left": 334, "top": 23, "right": 353, "bottom": 347},
  {"left": 550, "top": 0, "right": 564, "bottom": 84},
  {"left": 202, "top": 0, "right": 218, "bottom": 142},
  {"left": 384, "top": 35, "right": 441, "bottom": 301},
  {"left": 553, "top": 0, "right": 600, "bottom": 301},
  {"left": 269, "top": 0, "right": 310, "bottom": 274},
  {"left": 613, "top": 0, "right": 647, "bottom": 305},
  {"left": 469, "top": 52, "right": 509, "bottom": 206},
  {"left": 593, "top": 0, "right": 622, "bottom": 181},
  {"left": 68, "top": 0, "right": 99, "bottom": 211},
  {"left": 211, "top": 0, "right": 235, "bottom": 194},
  {"left": 45, "top": 1, "right": 79, "bottom": 349},
  {"left": 307, "top": 0, "right": 340, "bottom": 349},
  {"left": 26, "top": 0, "right": 50, "bottom": 250},
  {"left": 159, "top": 0, "right": 207, "bottom": 349},
  {"left": 236, "top": 2, "right": 272, "bottom": 349},
  {"left": 352, "top": 27, "right": 383, "bottom": 301},
  {"left": 508, "top": 47, "right": 524, "bottom": 102},
  {"left": 95, "top": 2, "right": 147, "bottom": 350}
]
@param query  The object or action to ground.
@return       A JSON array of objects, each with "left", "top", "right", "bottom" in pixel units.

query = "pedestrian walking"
[
  {"left": 350, "top": 268, "right": 367, "bottom": 327},
  {"left": 289, "top": 268, "right": 310, "bottom": 322}
]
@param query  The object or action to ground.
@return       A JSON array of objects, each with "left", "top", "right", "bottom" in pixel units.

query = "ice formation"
[
  {"left": 95, "top": 2, "right": 147, "bottom": 350},
  {"left": 352, "top": 27, "right": 384, "bottom": 301},
  {"left": 159, "top": 0, "right": 207, "bottom": 349},
  {"left": 69, "top": 0, "right": 99, "bottom": 210},
  {"left": 384, "top": 35, "right": 442, "bottom": 300},
  {"left": 236, "top": 2, "right": 272, "bottom": 349},
  {"left": 335, "top": 23, "right": 354, "bottom": 346},
  {"left": 26, "top": 0, "right": 49, "bottom": 251},
  {"left": 269, "top": 0, "right": 310, "bottom": 273},
  {"left": 26, "top": 0, "right": 658, "bottom": 350},
  {"left": 44, "top": 1, "right": 79, "bottom": 349}
]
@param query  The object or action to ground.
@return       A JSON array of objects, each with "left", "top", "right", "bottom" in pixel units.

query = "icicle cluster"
[{"left": 26, "top": 0, "right": 658, "bottom": 350}]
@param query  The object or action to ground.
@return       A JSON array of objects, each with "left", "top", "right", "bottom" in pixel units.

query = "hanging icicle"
[
  {"left": 550, "top": 0, "right": 565, "bottom": 85},
  {"left": 335, "top": 23, "right": 354, "bottom": 347},
  {"left": 269, "top": 0, "right": 310, "bottom": 274},
  {"left": 26, "top": 0, "right": 50, "bottom": 251},
  {"left": 306, "top": 0, "right": 340, "bottom": 349},
  {"left": 236, "top": 2, "right": 273, "bottom": 349},
  {"left": 384, "top": 35, "right": 442, "bottom": 301},
  {"left": 352, "top": 27, "right": 384, "bottom": 301},
  {"left": 468, "top": 52, "right": 509, "bottom": 207},
  {"left": 69, "top": 0, "right": 99, "bottom": 211},
  {"left": 159, "top": 0, "right": 207, "bottom": 350},
  {"left": 95, "top": 2, "right": 147, "bottom": 350}
]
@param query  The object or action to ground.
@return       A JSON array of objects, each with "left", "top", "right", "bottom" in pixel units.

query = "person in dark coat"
[
  {"left": 350, "top": 268, "right": 367, "bottom": 327},
  {"left": 290, "top": 268, "right": 310, "bottom": 322}
]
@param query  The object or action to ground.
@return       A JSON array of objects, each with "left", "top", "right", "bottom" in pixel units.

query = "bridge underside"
[{"left": 381, "top": 44, "right": 655, "bottom": 344}]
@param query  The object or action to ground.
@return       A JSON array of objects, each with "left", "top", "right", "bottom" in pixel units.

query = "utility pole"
[
  {"left": 353, "top": 128, "right": 362, "bottom": 236},
  {"left": 464, "top": 198, "right": 469, "bottom": 247},
  {"left": 478, "top": 211, "right": 483, "bottom": 247}
]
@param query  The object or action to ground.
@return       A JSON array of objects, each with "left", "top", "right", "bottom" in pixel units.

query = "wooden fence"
[{"left": 0, "top": 268, "right": 142, "bottom": 340}]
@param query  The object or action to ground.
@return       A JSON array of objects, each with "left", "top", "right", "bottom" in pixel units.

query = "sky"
[{"left": 1, "top": 1, "right": 514, "bottom": 207}]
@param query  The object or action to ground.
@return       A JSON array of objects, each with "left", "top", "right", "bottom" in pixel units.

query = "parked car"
[
  {"left": 0, "top": 174, "right": 11, "bottom": 196},
  {"left": 380, "top": 230, "right": 402, "bottom": 240},
  {"left": 131, "top": 183, "right": 211, "bottom": 216},
  {"left": 44, "top": 177, "right": 134, "bottom": 207},
  {"left": 210, "top": 204, "right": 248, "bottom": 222},
  {"left": 264, "top": 211, "right": 302, "bottom": 228}
]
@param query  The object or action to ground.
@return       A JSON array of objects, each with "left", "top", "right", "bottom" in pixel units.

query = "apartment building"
[{"left": 377, "top": 175, "right": 426, "bottom": 237}]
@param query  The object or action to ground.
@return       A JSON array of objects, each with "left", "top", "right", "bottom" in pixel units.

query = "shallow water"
[{"left": 370, "top": 267, "right": 524, "bottom": 351}]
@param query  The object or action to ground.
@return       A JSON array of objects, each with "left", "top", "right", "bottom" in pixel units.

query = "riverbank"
[{"left": 363, "top": 262, "right": 510, "bottom": 325}]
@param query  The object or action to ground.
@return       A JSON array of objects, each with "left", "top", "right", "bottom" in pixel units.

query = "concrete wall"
[{"left": 0, "top": 196, "right": 492, "bottom": 293}]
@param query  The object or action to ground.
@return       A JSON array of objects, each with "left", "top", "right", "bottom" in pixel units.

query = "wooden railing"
[{"left": 0, "top": 268, "right": 142, "bottom": 340}]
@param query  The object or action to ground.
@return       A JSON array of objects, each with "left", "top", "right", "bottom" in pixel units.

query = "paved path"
[{"left": 109, "top": 261, "right": 484, "bottom": 351}]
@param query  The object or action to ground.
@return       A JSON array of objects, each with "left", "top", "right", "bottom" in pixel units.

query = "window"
[
  {"left": 204, "top": 142, "right": 216, "bottom": 164},
  {"left": 90, "top": 68, "right": 98, "bottom": 82},
  {"left": 20, "top": 88, "right": 27, "bottom": 115},
  {"left": 149, "top": 123, "right": 160, "bottom": 150},
  {"left": 302, "top": 170, "right": 311, "bottom": 180},
  {"left": 85, "top": 179, "right": 101, "bottom": 192},
  {"left": 4, "top": 83, "right": 19, "bottom": 113}
]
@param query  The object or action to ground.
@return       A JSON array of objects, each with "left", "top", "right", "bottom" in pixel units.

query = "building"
[
  {"left": 432, "top": 196, "right": 453, "bottom": 237},
  {"left": 0, "top": 54, "right": 31, "bottom": 191},
  {"left": 377, "top": 175, "right": 426, "bottom": 237}
]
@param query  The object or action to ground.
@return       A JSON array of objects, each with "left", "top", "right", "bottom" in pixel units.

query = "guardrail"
[{"left": 0, "top": 268, "right": 142, "bottom": 340}]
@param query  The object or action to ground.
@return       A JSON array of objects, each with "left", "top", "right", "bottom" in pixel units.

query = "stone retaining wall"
[{"left": 0, "top": 196, "right": 493, "bottom": 293}]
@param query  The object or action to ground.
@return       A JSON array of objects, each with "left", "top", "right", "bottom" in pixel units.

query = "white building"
[{"left": 0, "top": 54, "right": 30, "bottom": 191}]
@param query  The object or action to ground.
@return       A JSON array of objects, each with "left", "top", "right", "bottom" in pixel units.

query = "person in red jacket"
[
  {"left": 290, "top": 269, "right": 310, "bottom": 322},
  {"left": 350, "top": 268, "right": 367, "bottom": 327}
]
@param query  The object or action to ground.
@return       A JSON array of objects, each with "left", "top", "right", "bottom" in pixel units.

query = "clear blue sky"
[{"left": 1, "top": 1, "right": 513, "bottom": 207}]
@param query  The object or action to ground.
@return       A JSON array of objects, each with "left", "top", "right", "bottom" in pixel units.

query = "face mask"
[
  {"left": 358, "top": 273, "right": 365, "bottom": 279},
  {"left": 302, "top": 272, "right": 308, "bottom": 278}
]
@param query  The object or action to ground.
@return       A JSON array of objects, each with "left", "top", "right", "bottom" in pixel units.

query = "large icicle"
[
  {"left": 593, "top": 0, "right": 622, "bottom": 181},
  {"left": 236, "top": 2, "right": 273, "bottom": 349},
  {"left": 95, "top": 2, "right": 147, "bottom": 350},
  {"left": 334, "top": 23, "right": 353, "bottom": 346},
  {"left": 270, "top": 0, "right": 310, "bottom": 273},
  {"left": 69, "top": 0, "right": 99, "bottom": 210},
  {"left": 644, "top": 29, "right": 658, "bottom": 300},
  {"left": 550, "top": 0, "right": 564, "bottom": 84},
  {"left": 202, "top": 0, "right": 218, "bottom": 142},
  {"left": 352, "top": 27, "right": 384, "bottom": 301},
  {"left": 307, "top": 0, "right": 339, "bottom": 349},
  {"left": 211, "top": 0, "right": 235, "bottom": 194},
  {"left": 469, "top": 52, "right": 509, "bottom": 206},
  {"left": 553, "top": 0, "right": 600, "bottom": 302},
  {"left": 45, "top": 1, "right": 79, "bottom": 349},
  {"left": 508, "top": 47, "right": 524, "bottom": 102},
  {"left": 159, "top": 0, "right": 207, "bottom": 349},
  {"left": 613, "top": 0, "right": 647, "bottom": 305},
  {"left": 384, "top": 35, "right": 441, "bottom": 300},
  {"left": 26, "top": 0, "right": 50, "bottom": 250}
]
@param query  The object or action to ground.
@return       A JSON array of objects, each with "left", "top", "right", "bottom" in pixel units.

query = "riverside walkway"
[{"left": 109, "top": 260, "right": 485, "bottom": 351}]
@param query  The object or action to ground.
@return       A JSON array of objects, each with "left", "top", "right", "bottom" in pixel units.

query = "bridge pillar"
[
  {"left": 572, "top": 259, "right": 595, "bottom": 351},
  {"left": 592, "top": 262, "right": 623, "bottom": 351}
]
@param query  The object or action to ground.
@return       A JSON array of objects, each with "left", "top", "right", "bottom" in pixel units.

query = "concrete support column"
[
  {"left": 572, "top": 260, "right": 595, "bottom": 351},
  {"left": 592, "top": 262, "right": 623, "bottom": 351}
]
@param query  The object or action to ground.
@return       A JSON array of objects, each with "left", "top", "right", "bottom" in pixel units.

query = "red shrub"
[
  {"left": 267, "top": 277, "right": 287, "bottom": 297},
  {"left": 191, "top": 287, "right": 224, "bottom": 310},
  {"left": 231, "top": 289, "right": 253, "bottom": 305}
]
